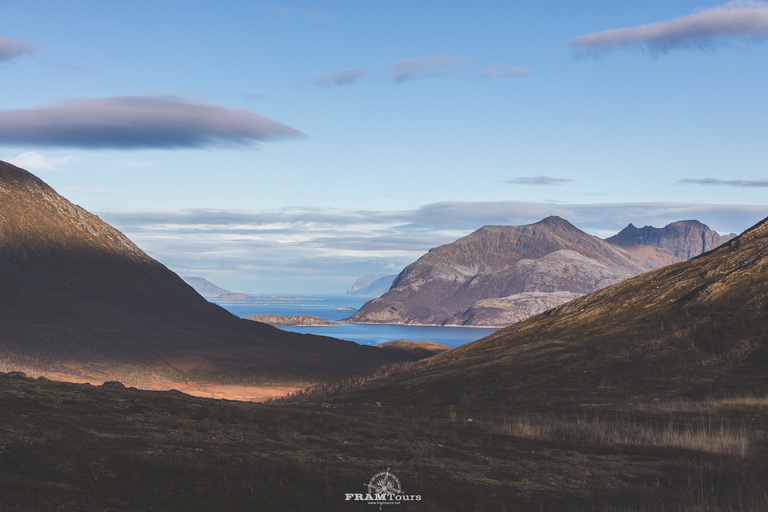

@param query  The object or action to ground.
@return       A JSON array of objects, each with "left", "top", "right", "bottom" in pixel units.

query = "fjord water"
[{"left": 218, "top": 295, "right": 497, "bottom": 348}]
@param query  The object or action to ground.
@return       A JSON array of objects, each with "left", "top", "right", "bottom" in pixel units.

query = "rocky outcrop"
[
  {"left": 246, "top": 314, "right": 339, "bottom": 327},
  {"left": 348, "top": 216, "right": 733, "bottom": 328}
]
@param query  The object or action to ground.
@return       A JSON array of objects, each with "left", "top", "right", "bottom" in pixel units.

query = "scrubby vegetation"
[{"left": 3, "top": 373, "right": 768, "bottom": 511}]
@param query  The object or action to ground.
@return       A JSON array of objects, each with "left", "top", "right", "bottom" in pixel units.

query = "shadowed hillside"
[
  {"left": 0, "top": 161, "right": 428, "bottom": 388},
  {"left": 304, "top": 216, "right": 768, "bottom": 406}
]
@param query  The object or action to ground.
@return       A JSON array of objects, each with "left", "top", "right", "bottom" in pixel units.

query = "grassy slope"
[{"left": 3, "top": 373, "right": 768, "bottom": 511}]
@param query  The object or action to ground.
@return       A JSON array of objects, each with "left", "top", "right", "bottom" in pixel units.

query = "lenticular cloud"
[
  {"left": 0, "top": 96, "right": 304, "bottom": 150},
  {"left": 569, "top": 1, "right": 768, "bottom": 54}
]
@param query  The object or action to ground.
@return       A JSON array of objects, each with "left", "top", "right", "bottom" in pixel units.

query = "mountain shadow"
[{"left": 0, "top": 160, "right": 430, "bottom": 388}]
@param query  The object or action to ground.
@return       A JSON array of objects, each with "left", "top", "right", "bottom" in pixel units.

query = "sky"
[{"left": 1, "top": 0, "right": 767, "bottom": 293}]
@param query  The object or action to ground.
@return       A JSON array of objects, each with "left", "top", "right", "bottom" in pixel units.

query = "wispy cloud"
[
  {"left": 8, "top": 151, "right": 75, "bottom": 171},
  {"left": 569, "top": 1, "right": 768, "bottom": 55},
  {"left": 100, "top": 201, "right": 764, "bottom": 292},
  {"left": 679, "top": 177, "right": 768, "bottom": 187},
  {"left": 386, "top": 56, "right": 466, "bottom": 83},
  {"left": 477, "top": 63, "right": 533, "bottom": 79},
  {"left": 506, "top": 176, "right": 575, "bottom": 186},
  {"left": 0, "top": 96, "right": 304, "bottom": 150},
  {"left": 0, "top": 35, "right": 34, "bottom": 61},
  {"left": 312, "top": 68, "right": 369, "bottom": 87},
  {"left": 299, "top": 59, "right": 530, "bottom": 88}
]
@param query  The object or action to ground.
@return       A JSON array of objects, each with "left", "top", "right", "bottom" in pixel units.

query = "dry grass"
[{"left": 485, "top": 411, "right": 757, "bottom": 456}]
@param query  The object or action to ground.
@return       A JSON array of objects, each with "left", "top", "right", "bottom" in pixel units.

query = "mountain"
[
  {"left": 320, "top": 216, "right": 768, "bottom": 406},
  {"left": 346, "top": 273, "right": 397, "bottom": 296},
  {"left": 606, "top": 220, "right": 736, "bottom": 268},
  {"left": 0, "top": 160, "right": 431, "bottom": 388},
  {"left": 347, "top": 216, "right": 732, "bottom": 327},
  {"left": 181, "top": 276, "right": 251, "bottom": 301}
]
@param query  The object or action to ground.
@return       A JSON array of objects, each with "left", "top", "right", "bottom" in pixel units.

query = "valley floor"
[{"left": 2, "top": 373, "right": 767, "bottom": 511}]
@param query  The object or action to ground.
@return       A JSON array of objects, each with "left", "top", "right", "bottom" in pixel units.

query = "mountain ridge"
[{"left": 348, "top": 216, "right": 734, "bottom": 327}]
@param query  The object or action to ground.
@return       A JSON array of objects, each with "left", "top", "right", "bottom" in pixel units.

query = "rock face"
[
  {"left": 606, "top": 221, "right": 736, "bottom": 268},
  {"left": 347, "top": 274, "right": 397, "bottom": 296},
  {"left": 0, "top": 160, "right": 434, "bottom": 385},
  {"left": 348, "top": 216, "right": 733, "bottom": 327},
  {"left": 246, "top": 314, "right": 339, "bottom": 327},
  {"left": 182, "top": 276, "right": 251, "bottom": 302}
]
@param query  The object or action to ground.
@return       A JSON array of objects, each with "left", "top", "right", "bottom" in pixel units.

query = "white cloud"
[
  {"left": 99, "top": 201, "right": 765, "bottom": 293},
  {"left": 569, "top": 1, "right": 768, "bottom": 54},
  {"left": 8, "top": 151, "right": 75, "bottom": 171}
]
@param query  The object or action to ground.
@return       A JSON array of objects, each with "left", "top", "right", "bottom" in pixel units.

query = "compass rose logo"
[
  {"left": 366, "top": 469, "right": 402, "bottom": 495},
  {"left": 345, "top": 468, "right": 421, "bottom": 507}
]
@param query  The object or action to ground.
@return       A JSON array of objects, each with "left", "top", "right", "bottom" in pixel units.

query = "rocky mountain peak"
[
  {"left": 350, "top": 216, "right": 736, "bottom": 328},
  {"left": 606, "top": 219, "right": 736, "bottom": 265}
]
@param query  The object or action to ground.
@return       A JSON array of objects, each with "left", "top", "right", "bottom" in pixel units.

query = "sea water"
[{"left": 217, "top": 295, "right": 497, "bottom": 349}]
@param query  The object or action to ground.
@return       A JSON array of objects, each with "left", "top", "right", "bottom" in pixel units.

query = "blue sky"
[{"left": 1, "top": 0, "right": 767, "bottom": 293}]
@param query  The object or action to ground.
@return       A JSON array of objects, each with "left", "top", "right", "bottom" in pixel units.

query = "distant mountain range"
[
  {"left": 348, "top": 216, "right": 735, "bottom": 327},
  {"left": 346, "top": 273, "right": 397, "bottom": 296},
  {"left": 0, "top": 160, "right": 434, "bottom": 387},
  {"left": 317, "top": 215, "right": 768, "bottom": 406},
  {"left": 181, "top": 276, "right": 251, "bottom": 302}
]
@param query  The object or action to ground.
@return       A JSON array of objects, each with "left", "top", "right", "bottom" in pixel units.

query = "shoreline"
[{"left": 337, "top": 320, "right": 504, "bottom": 330}]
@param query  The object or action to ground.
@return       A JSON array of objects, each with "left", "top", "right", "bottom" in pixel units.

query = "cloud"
[
  {"left": 7, "top": 151, "right": 75, "bottom": 171},
  {"left": 386, "top": 56, "right": 466, "bottom": 83},
  {"left": 0, "top": 96, "right": 303, "bottom": 150},
  {"left": 0, "top": 35, "right": 34, "bottom": 61},
  {"left": 679, "top": 177, "right": 768, "bottom": 187},
  {"left": 99, "top": 201, "right": 765, "bottom": 293},
  {"left": 477, "top": 63, "right": 533, "bottom": 79},
  {"left": 312, "top": 68, "right": 369, "bottom": 87},
  {"left": 569, "top": 1, "right": 768, "bottom": 54},
  {"left": 506, "top": 176, "right": 575, "bottom": 186}
]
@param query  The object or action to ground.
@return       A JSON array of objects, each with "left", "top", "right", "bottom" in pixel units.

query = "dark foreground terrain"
[{"left": 2, "top": 372, "right": 767, "bottom": 512}]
